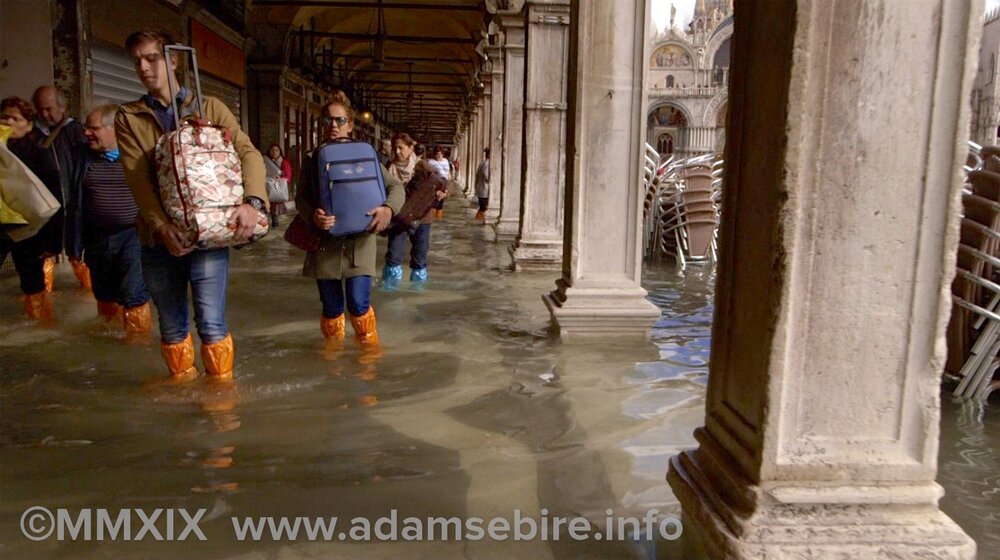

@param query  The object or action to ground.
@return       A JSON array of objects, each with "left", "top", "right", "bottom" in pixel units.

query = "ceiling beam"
[
  {"left": 253, "top": 0, "right": 481, "bottom": 11},
  {"left": 332, "top": 52, "right": 474, "bottom": 64},
  {"left": 294, "top": 30, "right": 477, "bottom": 45}
]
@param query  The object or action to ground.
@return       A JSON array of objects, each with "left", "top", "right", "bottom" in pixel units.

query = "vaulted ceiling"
[{"left": 250, "top": 0, "right": 497, "bottom": 144}]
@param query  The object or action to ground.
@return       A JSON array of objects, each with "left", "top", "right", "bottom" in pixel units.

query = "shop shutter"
[
  {"left": 199, "top": 73, "right": 242, "bottom": 125},
  {"left": 90, "top": 44, "right": 146, "bottom": 106}
]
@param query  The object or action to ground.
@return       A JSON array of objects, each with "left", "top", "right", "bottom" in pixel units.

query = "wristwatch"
[{"left": 244, "top": 196, "right": 265, "bottom": 212}]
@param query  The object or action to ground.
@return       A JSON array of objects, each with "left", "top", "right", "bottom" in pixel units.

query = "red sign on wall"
[{"left": 190, "top": 20, "right": 246, "bottom": 88}]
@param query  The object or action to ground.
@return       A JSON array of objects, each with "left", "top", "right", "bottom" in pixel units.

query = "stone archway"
[{"left": 647, "top": 101, "right": 692, "bottom": 159}]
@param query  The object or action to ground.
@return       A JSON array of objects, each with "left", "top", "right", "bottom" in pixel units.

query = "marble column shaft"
[
  {"left": 486, "top": 44, "right": 505, "bottom": 222},
  {"left": 542, "top": 0, "right": 660, "bottom": 341},
  {"left": 667, "top": 1, "right": 980, "bottom": 558},
  {"left": 495, "top": 12, "right": 527, "bottom": 243},
  {"left": 510, "top": 0, "right": 570, "bottom": 271}
]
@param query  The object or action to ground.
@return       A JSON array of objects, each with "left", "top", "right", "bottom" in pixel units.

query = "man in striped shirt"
[{"left": 66, "top": 102, "right": 152, "bottom": 341}]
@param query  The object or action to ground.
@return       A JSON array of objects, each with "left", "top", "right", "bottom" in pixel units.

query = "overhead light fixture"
[{"left": 371, "top": 0, "right": 387, "bottom": 69}]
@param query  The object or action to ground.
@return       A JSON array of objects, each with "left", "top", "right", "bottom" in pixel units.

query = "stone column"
[
  {"left": 667, "top": 1, "right": 979, "bottom": 558},
  {"left": 495, "top": 9, "right": 527, "bottom": 243},
  {"left": 510, "top": 0, "right": 570, "bottom": 271},
  {"left": 542, "top": 0, "right": 660, "bottom": 341},
  {"left": 467, "top": 106, "right": 481, "bottom": 198},
  {"left": 486, "top": 44, "right": 505, "bottom": 223}
]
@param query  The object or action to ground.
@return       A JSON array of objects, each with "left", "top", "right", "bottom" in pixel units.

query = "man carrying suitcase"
[{"left": 115, "top": 29, "right": 267, "bottom": 382}]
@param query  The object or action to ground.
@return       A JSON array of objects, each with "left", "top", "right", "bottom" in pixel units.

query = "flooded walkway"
[{"left": 0, "top": 204, "right": 995, "bottom": 559}]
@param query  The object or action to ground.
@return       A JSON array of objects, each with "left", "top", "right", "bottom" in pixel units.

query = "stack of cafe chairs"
[
  {"left": 657, "top": 154, "right": 723, "bottom": 268},
  {"left": 948, "top": 141, "right": 1000, "bottom": 401}
]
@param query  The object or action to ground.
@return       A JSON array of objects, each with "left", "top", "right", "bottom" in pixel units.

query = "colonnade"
[{"left": 455, "top": 0, "right": 981, "bottom": 556}]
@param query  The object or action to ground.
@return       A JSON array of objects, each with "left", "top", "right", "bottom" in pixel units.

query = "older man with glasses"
[{"left": 66, "top": 102, "right": 152, "bottom": 341}]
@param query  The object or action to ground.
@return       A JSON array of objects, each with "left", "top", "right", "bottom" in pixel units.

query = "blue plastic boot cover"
[{"left": 410, "top": 268, "right": 428, "bottom": 283}]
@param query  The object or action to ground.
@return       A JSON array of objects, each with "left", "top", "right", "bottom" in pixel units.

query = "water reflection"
[{"left": 0, "top": 210, "right": 992, "bottom": 558}]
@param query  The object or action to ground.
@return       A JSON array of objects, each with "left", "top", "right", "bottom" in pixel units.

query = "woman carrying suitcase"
[
  {"left": 295, "top": 92, "right": 404, "bottom": 348},
  {"left": 381, "top": 132, "right": 448, "bottom": 288}
]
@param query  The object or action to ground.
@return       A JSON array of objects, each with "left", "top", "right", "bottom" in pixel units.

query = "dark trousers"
[
  {"left": 317, "top": 276, "right": 371, "bottom": 318},
  {"left": 478, "top": 197, "right": 488, "bottom": 212},
  {"left": 83, "top": 227, "right": 149, "bottom": 308},
  {"left": 385, "top": 224, "right": 431, "bottom": 270},
  {"left": 0, "top": 235, "right": 46, "bottom": 295}
]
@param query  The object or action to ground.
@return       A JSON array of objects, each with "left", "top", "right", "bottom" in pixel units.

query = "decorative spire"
[{"left": 695, "top": 0, "right": 708, "bottom": 18}]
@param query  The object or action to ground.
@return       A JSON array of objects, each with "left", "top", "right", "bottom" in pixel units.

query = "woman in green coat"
[{"left": 295, "top": 92, "right": 404, "bottom": 347}]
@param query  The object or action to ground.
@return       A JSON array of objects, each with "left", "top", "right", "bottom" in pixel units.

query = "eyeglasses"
[{"left": 321, "top": 116, "right": 350, "bottom": 127}]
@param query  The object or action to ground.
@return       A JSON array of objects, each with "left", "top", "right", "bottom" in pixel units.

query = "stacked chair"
[
  {"left": 948, "top": 141, "right": 1000, "bottom": 401},
  {"left": 641, "top": 149, "right": 723, "bottom": 269}
]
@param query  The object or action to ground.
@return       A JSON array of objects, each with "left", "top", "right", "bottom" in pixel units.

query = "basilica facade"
[{"left": 646, "top": 0, "right": 733, "bottom": 160}]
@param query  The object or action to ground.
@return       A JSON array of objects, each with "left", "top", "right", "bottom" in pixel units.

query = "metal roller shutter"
[
  {"left": 90, "top": 44, "right": 146, "bottom": 106},
  {"left": 198, "top": 73, "right": 242, "bottom": 125}
]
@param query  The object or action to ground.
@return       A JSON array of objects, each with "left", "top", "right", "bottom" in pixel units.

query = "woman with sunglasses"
[{"left": 294, "top": 92, "right": 404, "bottom": 350}]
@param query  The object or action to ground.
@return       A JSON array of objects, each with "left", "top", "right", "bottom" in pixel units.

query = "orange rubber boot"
[
  {"left": 321, "top": 314, "right": 346, "bottom": 340},
  {"left": 23, "top": 292, "right": 54, "bottom": 323},
  {"left": 161, "top": 333, "right": 198, "bottom": 382},
  {"left": 70, "top": 259, "right": 92, "bottom": 290},
  {"left": 123, "top": 302, "right": 152, "bottom": 341},
  {"left": 97, "top": 301, "right": 122, "bottom": 322},
  {"left": 349, "top": 307, "right": 380, "bottom": 347},
  {"left": 202, "top": 333, "right": 234, "bottom": 382},
  {"left": 43, "top": 257, "right": 56, "bottom": 293}
]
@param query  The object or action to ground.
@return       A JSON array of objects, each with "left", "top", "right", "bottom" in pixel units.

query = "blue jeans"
[
  {"left": 141, "top": 245, "right": 229, "bottom": 344},
  {"left": 385, "top": 224, "right": 431, "bottom": 270},
  {"left": 317, "top": 276, "right": 371, "bottom": 318},
  {"left": 84, "top": 228, "right": 149, "bottom": 308}
]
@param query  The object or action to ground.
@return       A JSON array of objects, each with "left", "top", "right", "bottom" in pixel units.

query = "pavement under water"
[{"left": 0, "top": 206, "right": 995, "bottom": 559}]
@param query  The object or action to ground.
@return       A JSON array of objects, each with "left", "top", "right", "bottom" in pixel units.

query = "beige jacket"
[{"left": 115, "top": 93, "right": 267, "bottom": 246}]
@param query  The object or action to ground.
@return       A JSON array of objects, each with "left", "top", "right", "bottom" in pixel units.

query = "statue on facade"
[{"left": 670, "top": 4, "right": 677, "bottom": 30}]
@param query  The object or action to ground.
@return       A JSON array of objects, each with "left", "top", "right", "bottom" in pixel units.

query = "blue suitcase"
[{"left": 315, "top": 140, "right": 387, "bottom": 237}]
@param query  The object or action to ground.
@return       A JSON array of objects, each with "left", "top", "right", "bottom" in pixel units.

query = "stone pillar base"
[
  {"left": 667, "top": 431, "right": 976, "bottom": 560},
  {"left": 509, "top": 238, "right": 563, "bottom": 271},
  {"left": 493, "top": 218, "right": 519, "bottom": 242},
  {"left": 542, "top": 279, "right": 661, "bottom": 342}
]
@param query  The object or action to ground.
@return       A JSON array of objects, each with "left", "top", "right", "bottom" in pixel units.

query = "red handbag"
[{"left": 284, "top": 214, "right": 324, "bottom": 252}]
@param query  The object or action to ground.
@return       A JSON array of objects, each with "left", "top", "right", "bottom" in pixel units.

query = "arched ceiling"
[{"left": 250, "top": 0, "right": 494, "bottom": 144}]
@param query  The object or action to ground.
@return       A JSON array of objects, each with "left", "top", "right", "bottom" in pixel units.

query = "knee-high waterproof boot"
[
  {"left": 43, "top": 257, "right": 56, "bottom": 293},
  {"left": 123, "top": 302, "right": 152, "bottom": 341},
  {"left": 321, "top": 314, "right": 346, "bottom": 359},
  {"left": 321, "top": 314, "right": 346, "bottom": 340},
  {"left": 23, "top": 292, "right": 54, "bottom": 323},
  {"left": 70, "top": 260, "right": 92, "bottom": 290},
  {"left": 161, "top": 333, "right": 198, "bottom": 382},
  {"left": 97, "top": 301, "right": 122, "bottom": 322},
  {"left": 349, "top": 307, "right": 380, "bottom": 346},
  {"left": 202, "top": 333, "right": 234, "bottom": 382}
]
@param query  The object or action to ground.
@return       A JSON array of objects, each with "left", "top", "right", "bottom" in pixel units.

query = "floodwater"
[{"left": 0, "top": 205, "right": 994, "bottom": 559}]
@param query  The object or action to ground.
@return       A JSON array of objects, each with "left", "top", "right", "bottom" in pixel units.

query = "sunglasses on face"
[{"left": 321, "top": 116, "right": 350, "bottom": 127}]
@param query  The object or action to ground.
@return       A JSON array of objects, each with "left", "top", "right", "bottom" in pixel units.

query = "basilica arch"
[{"left": 648, "top": 101, "right": 693, "bottom": 159}]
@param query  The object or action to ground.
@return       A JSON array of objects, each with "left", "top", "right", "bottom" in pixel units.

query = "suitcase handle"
[{"left": 163, "top": 44, "right": 205, "bottom": 131}]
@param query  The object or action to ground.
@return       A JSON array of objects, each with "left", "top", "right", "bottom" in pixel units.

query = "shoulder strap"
[{"left": 41, "top": 120, "right": 69, "bottom": 150}]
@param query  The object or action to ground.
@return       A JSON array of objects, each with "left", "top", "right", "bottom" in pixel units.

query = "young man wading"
[{"left": 115, "top": 29, "right": 267, "bottom": 382}]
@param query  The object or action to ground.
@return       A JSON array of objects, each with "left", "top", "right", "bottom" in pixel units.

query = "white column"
[
  {"left": 543, "top": 0, "right": 660, "bottom": 341},
  {"left": 486, "top": 44, "right": 505, "bottom": 222},
  {"left": 510, "top": 0, "right": 570, "bottom": 270},
  {"left": 494, "top": 9, "right": 527, "bottom": 243},
  {"left": 667, "top": 1, "right": 979, "bottom": 558}
]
